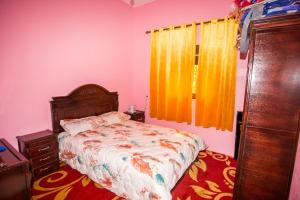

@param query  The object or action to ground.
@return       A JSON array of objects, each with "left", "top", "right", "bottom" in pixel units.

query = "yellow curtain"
[
  {"left": 150, "top": 24, "right": 197, "bottom": 123},
  {"left": 195, "top": 18, "right": 238, "bottom": 131}
]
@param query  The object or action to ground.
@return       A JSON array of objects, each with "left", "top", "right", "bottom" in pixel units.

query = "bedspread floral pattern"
[
  {"left": 58, "top": 120, "right": 206, "bottom": 200},
  {"left": 32, "top": 151, "right": 236, "bottom": 200}
]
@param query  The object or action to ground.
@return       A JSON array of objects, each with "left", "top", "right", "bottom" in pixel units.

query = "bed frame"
[{"left": 50, "top": 84, "right": 118, "bottom": 134}]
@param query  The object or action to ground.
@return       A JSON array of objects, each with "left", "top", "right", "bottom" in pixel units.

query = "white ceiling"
[{"left": 122, "top": 0, "right": 156, "bottom": 7}]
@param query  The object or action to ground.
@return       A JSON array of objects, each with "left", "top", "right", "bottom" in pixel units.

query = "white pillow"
[
  {"left": 100, "top": 111, "right": 131, "bottom": 125},
  {"left": 60, "top": 116, "right": 105, "bottom": 135}
]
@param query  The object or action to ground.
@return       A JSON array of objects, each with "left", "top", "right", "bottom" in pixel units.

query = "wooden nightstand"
[
  {"left": 17, "top": 130, "right": 59, "bottom": 181},
  {"left": 124, "top": 110, "right": 145, "bottom": 123},
  {"left": 0, "top": 138, "right": 31, "bottom": 200}
]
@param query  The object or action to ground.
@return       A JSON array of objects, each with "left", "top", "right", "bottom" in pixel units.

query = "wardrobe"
[{"left": 233, "top": 13, "right": 300, "bottom": 200}]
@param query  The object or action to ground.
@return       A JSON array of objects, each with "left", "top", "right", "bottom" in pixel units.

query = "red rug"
[{"left": 32, "top": 150, "right": 236, "bottom": 200}]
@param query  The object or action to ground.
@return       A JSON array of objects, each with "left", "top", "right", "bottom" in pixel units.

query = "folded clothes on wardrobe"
[
  {"left": 239, "top": 0, "right": 300, "bottom": 57},
  {"left": 263, "top": 0, "right": 300, "bottom": 16}
]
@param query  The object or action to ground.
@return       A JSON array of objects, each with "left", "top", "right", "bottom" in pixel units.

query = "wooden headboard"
[{"left": 50, "top": 84, "right": 118, "bottom": 134}]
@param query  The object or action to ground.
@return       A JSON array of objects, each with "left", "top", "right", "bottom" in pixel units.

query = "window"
[
  {"left": 192, "top": 65, "right": 198, "bottom": 95},
  {"left": 192, "top": 44, "right": 199, "bottom": 98}
]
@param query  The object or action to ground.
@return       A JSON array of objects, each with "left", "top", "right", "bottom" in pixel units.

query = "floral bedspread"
[{"left": 58, "top": 120, "right": 206, "bottom": 200}]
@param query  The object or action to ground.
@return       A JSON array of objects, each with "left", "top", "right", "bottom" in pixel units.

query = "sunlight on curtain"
[
  {"left": 150, "top": 24, "right": 197, "bottom": 123},
  {"left": 195, "top": 18, "right": 238, "bottom": 131}
]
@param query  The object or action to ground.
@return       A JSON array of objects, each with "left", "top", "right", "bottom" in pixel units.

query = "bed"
[{"left": 50, "top": 84, "right": 206, "bottom": 200}]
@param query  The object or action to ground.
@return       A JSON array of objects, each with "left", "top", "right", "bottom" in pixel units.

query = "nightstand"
[
  {"left": 17, "top": 130, "right": 59, "bottom": 181},
  {"left": 124, "top": 110, "right": 145, "bottom": 123}
]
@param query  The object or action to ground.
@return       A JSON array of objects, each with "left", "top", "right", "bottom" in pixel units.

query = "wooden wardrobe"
[{"left": 233, "top": 13, "right": 300, "bottom": 200}]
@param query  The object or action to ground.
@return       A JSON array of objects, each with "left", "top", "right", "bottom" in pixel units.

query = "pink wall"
[
  {"left": 130, "top": 0, "right": 299, "bottom": 199},
  {"left": 0, "top": 0, "right": 133, "bottom": 147}
]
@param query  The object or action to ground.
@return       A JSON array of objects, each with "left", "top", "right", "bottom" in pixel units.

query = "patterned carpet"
[{"left": 32, "top": 150, "right": 236, "bottom": 200}]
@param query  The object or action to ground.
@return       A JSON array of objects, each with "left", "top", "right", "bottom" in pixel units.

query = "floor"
[{"left": 32, "top": 150, "right": 236, "bottom": 200}]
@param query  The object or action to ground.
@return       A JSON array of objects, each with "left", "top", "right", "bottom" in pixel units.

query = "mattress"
[{"left": 58, "top": 120, "right": 206, "bottom": 200}]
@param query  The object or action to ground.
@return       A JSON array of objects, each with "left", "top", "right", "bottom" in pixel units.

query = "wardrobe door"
[
  {"left": 246, "top": 21, "right": 300, "bottom": 132},
  {"left": 234, "top": 13, "right": 300, "bottom": 200},
  {"left": 237, "top": 127, "right": 297, "bottom": 200}
]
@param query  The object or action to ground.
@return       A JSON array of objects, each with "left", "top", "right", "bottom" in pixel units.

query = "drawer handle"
[
  {"left": 38, "top": 146, "right": 50, "bottom": 152},
  {"left": 40, "top": 156, "right": 50, "bottom": 162},
  {"left": 40, "top": 166, "right": 50, "bottom": 172}
]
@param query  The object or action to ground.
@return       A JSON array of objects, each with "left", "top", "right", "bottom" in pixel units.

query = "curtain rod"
[{"left": 145, "top": 16, "right": 235, "bottom": 34}]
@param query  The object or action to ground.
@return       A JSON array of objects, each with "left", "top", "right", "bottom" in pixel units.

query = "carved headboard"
[{"left": 50, "top": 84, "right": 118, "bottom": 134}]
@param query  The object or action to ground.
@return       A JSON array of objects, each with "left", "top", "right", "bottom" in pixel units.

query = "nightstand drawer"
[
  {"left": 33, "top": 161, "right": 59, "bottom": 179},
  {"left": 132, "top": 115, "right": 144, "bottom": 122},
  {"left": 29, "top": 140, "right": 58, "bottom": 157},
  {"left": 124, "top": 110, "right": 145, "bottom": 123},
  {"left": 29, "top": 136, "right": 56, "bottom": 148},
  {"left": 31, "top": 151, "right": 58, "bottom": 168}
]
